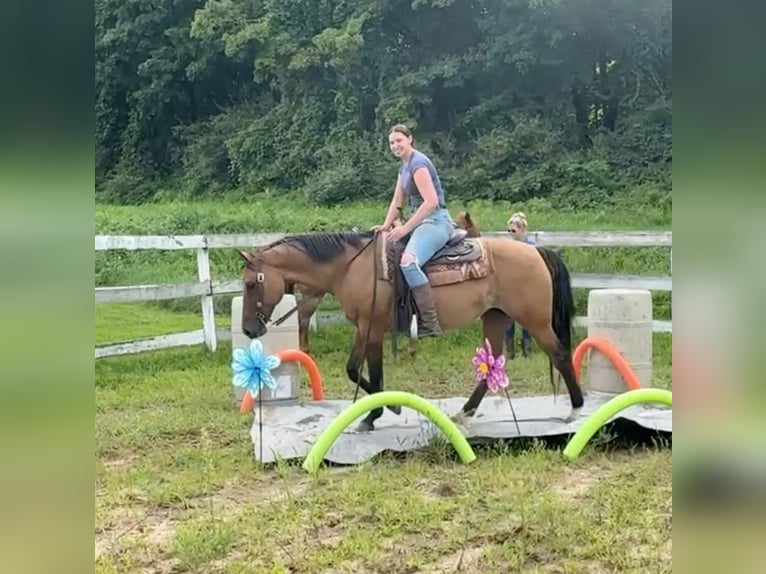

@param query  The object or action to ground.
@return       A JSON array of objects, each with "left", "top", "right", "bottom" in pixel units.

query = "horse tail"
[
  {"left": 536, "top": 246, "right": 575, "bottom": 354},
  {"left": 536, "top": 246, "right": 577, "bottom": 398}
]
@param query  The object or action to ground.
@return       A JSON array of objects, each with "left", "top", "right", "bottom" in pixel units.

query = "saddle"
[
  {"left": 426, "top": 228, "right": 483, "bottom": 266},
  {"left": 380, "top": 228, "right": 490, "bottom": 336}
]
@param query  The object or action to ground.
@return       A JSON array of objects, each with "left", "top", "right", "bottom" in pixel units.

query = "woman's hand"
[
  {"left": 386, "top": 225, "right": 408, "bottom": 243},
  {"left": 371, "top": 223, "right": 393, "bottom": 233}
]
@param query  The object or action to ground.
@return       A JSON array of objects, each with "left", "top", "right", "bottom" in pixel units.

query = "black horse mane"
[{"left": 266, "top": 230, "right": 375, "bottom": 263}]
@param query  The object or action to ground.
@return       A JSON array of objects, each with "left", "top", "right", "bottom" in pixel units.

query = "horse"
[
  {"left": 237, "top": 225, "right": 584, "bottom": 433},
  {"left": 293, "top": 211, "right": 481, "bottom": 358},
  {"left": 453, "top": 210, "right": 481, "bottom": 237}
]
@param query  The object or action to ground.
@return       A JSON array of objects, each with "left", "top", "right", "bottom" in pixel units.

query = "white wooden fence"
[{"left": 95, "top": 231, "right": 672, "bottom": 358}]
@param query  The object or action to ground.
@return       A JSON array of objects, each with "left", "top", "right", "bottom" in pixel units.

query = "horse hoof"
[
  {"left": 565, "top": 407, "right": 582, "bottom": 422},
  {"left": 450, "top": 411, "right": 472, "bottom": 428},
  {"left": 388, "top": 405, "right": 402, "bottom": 416},
  {"left": 356, "top": 420, "right": 375, "bottom": 432}
]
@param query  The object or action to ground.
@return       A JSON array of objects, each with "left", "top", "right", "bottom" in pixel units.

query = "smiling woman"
[{"left": 372, "top": 123, "right": 457, "bottom": 338}]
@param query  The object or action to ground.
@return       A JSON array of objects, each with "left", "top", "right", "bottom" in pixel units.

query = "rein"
[{"left": 270, "top": 297, "right": 304, "bottom": 327}]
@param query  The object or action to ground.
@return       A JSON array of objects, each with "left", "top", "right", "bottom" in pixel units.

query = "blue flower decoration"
[{"left": 232, "top": 340, "right": 281, "bottom": 398}]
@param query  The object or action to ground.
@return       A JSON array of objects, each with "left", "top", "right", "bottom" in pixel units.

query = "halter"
[{"left": 244, "top": 271, "right": 271, "bottom": 326}]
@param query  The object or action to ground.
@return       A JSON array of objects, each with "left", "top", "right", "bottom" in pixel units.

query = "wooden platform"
[{"left": 247, "top": 391, "right": 672, "bottom": 464}]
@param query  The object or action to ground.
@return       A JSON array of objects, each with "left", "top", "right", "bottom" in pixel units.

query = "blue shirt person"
[{"left": 506, "top": 212, "right": 534, "bottom": 357}]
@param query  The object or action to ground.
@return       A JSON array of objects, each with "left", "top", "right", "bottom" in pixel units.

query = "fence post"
[{"left": 197, "top": 238, "right": 217, "bottom": 352}]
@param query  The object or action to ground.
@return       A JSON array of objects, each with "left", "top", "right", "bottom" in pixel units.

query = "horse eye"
[{"left": 245, "top": 281, "right": 255, "bottom": 290}]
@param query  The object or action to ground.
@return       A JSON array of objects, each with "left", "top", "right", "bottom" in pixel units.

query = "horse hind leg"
[
  {"left": 408, "top": 315, "right": 418, "bottom": 358},
  {"left": 298, "top": 294, "right": 323, "bottom": 355},
  {"left": 530, "top": 324, "right": 584, "bottom": 421},
  {"left": 455, "top": 309, "right": 511, "bottom": 426},
  {"left": 298, "top": 310, "right": 311, "bottom": 354}
]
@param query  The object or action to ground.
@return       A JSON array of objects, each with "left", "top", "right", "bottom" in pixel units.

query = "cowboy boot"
[{"left": 411, "top": 283, "right": 443, "bottom": 337}]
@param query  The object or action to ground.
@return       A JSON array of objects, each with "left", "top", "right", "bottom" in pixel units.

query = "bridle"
[
  {"left": 244, "top": 270, "right": 272, "bottom": 327},
  {"left": 244, "top": 233, "right": 380, "bottom": 330}
]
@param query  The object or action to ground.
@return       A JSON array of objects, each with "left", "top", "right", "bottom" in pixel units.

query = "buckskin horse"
[
  {"left": 292, "top": 211, "right": 481, "bottom": 358},
  {"left": 237, "top": 224, "right": 584, "bottom": 432}
]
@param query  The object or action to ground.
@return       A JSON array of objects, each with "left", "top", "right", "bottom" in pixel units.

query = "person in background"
[{"left": 506, "top": 211, "right": 535, "bottom": 358}]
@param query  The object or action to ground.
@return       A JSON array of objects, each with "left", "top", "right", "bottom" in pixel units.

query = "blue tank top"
[{"left": 399, "top": 150, "right": 447, "bottom": 212}]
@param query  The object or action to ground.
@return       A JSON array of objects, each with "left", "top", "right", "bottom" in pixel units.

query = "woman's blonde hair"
[{"left": 507, "top": 211, "right": 528, "bottom": 230}]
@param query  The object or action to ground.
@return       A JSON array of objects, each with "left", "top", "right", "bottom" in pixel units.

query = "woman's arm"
[
  {"left": 380, "top": 174, "right": 404, "bottom": 229},
  {"left": 402, "top": 167, "right": 439, "bottom": 232}
]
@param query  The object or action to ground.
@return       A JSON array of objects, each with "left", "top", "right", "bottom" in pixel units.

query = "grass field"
[{"left": 95, "top": 198, "right": 672, "bottom": 573}]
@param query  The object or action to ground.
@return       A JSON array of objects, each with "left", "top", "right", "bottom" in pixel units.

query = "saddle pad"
[{"left": 426, "top": 254, "right": 490, "bottom": 287}]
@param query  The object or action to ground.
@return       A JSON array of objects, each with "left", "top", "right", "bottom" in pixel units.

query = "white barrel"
[
  {"left": 586, "top": 289, "right": 653, "bottom": 393},
  {"left": 231, "top": 294, "right": 301, "bottom": 405}
]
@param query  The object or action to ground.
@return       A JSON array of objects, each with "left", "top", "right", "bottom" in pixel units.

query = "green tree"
[{"left": 95, "top": 0, "right": 672, "bottom": 206}]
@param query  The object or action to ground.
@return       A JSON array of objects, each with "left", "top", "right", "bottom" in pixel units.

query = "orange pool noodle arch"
[
  {"left": 239, "top": 348, "right": 324, "bottom": 413},
  {"left": 572, "top": 336, "right": 642, "bottom": 391}
]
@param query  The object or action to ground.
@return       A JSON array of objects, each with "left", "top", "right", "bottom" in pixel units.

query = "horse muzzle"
[{"left": 242, "top": 316, "right": 268, "bottom": 339}]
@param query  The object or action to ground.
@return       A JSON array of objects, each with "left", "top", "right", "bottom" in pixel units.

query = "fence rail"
[
  {"left": 95, "top": 230, "right": 672, "bottom": 358},
  {"left": 95, "top": 230, "right": 673, "bottom": 251}
]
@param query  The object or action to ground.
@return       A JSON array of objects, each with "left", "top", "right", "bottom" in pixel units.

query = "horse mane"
[{"left": 265, "top": 231, "right": 374, "bottom": 263}]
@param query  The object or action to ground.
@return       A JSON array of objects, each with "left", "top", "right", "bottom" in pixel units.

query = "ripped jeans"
[{"left": 400, "top": 208, "right": 455, "bottom": 288}]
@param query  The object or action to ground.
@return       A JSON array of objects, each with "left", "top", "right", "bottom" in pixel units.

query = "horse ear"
[
  {"left": 465, "top": 211, "right": 473, "bottom": 224},
  {"left": 237, "top": 249, "right": 252, "bottom": 263}
]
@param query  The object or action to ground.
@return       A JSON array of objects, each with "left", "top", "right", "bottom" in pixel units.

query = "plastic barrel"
[{"left": 586, "top": 288, "right": 653, "bottom": 393}]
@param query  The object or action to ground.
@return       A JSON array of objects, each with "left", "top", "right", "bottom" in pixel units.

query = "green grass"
[
  {"left": 96, "top": 304, "right": 672, "bottom": 573},
  {"left": 95, "top": 199, "right": 672, "bottom": 572},
  {"left": 95, "top": 194, "right": 671, "bottom": 236},
  {"left": 95, "top": 302, "right": 216, "bottom": 345}
]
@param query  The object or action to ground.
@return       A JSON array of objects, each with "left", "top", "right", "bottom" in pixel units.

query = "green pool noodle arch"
[
  {"left": 302, "top": 391, "right": 477, "bottom": 473},
  {"left": 563, "top": 388, "right": 673, "bottom": 460}
]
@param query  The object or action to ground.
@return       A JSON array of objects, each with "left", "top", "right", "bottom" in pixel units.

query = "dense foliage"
[{"left": 96, "top": 0, "right": 672, "bottom": 207}]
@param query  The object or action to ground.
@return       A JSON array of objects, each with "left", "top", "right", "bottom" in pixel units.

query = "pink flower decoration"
[{"left": 471, "top": 338, "right": 509, "bottom": 393}]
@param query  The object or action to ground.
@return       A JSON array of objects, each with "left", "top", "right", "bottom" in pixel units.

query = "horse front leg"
[
  {"left": 357, "top": 341, "right": 386, "bottom": 431},
  {"left": 346, "top": 327, "right": 400, "bottom": 432}
]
